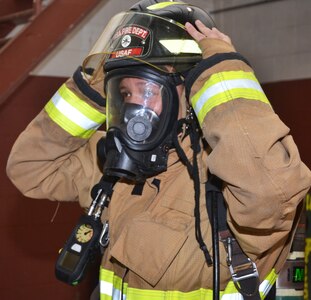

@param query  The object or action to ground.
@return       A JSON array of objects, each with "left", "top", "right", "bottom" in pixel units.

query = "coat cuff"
[{"left": 199, "top": 38, "right": 236, "bottom": 59}]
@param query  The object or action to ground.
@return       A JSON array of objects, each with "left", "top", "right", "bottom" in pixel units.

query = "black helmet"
[
  {"left": 83, "top": 0, "right": 215, "bottom": 81},
  {"left": 130, "top": 0, "right": 214, "bottom": 29}
]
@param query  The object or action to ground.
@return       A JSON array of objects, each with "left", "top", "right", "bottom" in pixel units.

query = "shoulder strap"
[{"left": 205, "top": 174, "right": 261, "bottom": 300}]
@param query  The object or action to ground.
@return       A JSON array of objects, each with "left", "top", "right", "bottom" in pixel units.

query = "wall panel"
[
  {"left": 263, "top": 79, "right": 311, "bottom": 169},
  {"left": 0, "top": 76, "right": 98, "bottom": 299}
]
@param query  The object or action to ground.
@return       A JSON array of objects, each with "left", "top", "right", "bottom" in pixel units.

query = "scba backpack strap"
[{"left": 205, "top": 174, "right": 261, "bottom": 300}]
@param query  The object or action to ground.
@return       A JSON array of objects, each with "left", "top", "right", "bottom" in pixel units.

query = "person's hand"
[{"left": 185, "top": 20, "right": 232, "bottom": 45}]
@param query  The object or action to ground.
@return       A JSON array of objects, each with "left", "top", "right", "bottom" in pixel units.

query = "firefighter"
[{"left": 6, "top": 1, "right": 311, "bottom": 299}]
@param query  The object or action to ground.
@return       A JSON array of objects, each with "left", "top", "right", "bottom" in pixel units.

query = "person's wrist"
[{"left": 199, "top": 38, "right": 236, "bottom": 59}]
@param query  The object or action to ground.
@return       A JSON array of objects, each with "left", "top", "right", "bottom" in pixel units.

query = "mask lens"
[
  {"left": 106, "top": 75, "right": 168, "bottom": 145},
  {"left": 119, "top": 78, "right": 163, "bottom": 115}
]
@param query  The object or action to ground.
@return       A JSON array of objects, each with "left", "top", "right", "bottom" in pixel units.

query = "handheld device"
[{"left": 55, "top": 177, "right": 116, "bottom": 285}]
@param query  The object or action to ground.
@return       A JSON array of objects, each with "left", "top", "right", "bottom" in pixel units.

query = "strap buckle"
[
  {"left": 229, "top": 259, "right": 259, "bottom": 290},
  {"left": 226, "top": 237, "right": 260, "bottom": 298}
]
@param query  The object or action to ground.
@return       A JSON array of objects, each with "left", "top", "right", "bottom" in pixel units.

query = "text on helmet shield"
[
  {"left": 110, "top": 48, "right": 143, "bottom": 58},
  {"left": 113, "top": 25, "right": 150, "bottom": 40}
]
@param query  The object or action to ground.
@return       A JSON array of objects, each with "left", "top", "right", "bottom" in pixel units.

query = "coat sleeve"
[
  {"left": 187, "top": 38, "right": 311, "bottom": 256},
  {"left": 6, "top": 79, "right": 106, "bottom": 208}
]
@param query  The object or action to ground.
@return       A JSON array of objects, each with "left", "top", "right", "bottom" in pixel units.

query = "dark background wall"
[
  {"left": 0, "top": 76, "right": 99, "bottom": 299},
  {"left": 263, "top": 79, "right": 311, "bottom": 168},
  {"left": 0, "top": 75, "right": 310, "bottom": 299}
]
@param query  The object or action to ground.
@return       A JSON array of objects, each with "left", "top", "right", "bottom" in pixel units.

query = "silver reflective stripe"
[
  {"left": 100, "top": 280, "right": 113, "bottom": 297},
  {"left": 259, "top": 279, "right": 274, "bottom": 298},
  {"left": 221, "top": 293, "right": 243, "bottom": 300},
  {"left": 100, "top": 280, "right": 126, "bottom": 300},
  {"left": 51, "top": 91, "right": 102, "bottom": 131},
  {"left": 193, "top": 78, "right": 264, "bottom": 118},
  {"left": 99, "top": 267, "right": 277, "bottom": 299}
]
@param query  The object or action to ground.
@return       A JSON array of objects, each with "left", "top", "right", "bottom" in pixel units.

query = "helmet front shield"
[{"left": 83, "top": 11, "right": 203, "bottom": 85}]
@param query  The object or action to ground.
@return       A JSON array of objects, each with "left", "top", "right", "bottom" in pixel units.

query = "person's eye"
[{"left": 120, "top": 90, "right": 131, "bottom": 100}]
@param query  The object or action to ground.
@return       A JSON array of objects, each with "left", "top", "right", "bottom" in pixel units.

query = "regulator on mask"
[{"left": 83, "top": 0, "right": 215, "bottom": 182}]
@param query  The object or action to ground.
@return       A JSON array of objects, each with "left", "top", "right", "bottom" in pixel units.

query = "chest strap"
[{"left": 206, "top": 175, "right": 260, "bottom": 300}]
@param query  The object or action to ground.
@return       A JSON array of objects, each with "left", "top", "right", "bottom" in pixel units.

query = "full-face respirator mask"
[
  {"left": 83, "top": 0, "right": 215, "bottom": 182},
  {"left": 100, "top": 66, "right": 181, "bottom": 182}
]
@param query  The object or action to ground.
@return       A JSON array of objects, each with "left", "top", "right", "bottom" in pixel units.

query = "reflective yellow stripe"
[
  {"left": 100, "top": 268, "right": 126, "bottom": 300},
  {"left": 99, "top": 267, "right": 277, "bottom": 300},
  {"left": 191, "top": 71, "right": 271, "bottom": 125},
  {"left": 44, "top": 84, "right": 106, "bottom": 138},
  {"left": 260, "top": 268, "right": 278, "bottom": 298},
  {"left": 147, "top": 2, "right": 184, "bottom": 10}
]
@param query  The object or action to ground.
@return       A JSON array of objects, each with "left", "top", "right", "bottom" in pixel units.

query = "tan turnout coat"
[{"left": 7, "top": 38, "right": 311, "bottom": 294}]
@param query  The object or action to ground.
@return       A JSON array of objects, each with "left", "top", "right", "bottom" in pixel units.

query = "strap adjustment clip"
[{"left": 225, "top": 236, "right": 260, "bottom": 298}]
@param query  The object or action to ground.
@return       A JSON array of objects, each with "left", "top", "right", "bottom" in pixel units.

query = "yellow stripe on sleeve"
[
  {"left": 44, "top": 84, "right": 106, "bottom": 138},
  {"left": 191, "top": 71, "right": 270, "bottom": 125}
]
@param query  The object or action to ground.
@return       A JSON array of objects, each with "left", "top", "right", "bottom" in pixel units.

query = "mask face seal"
[{"left": 100, "top": 66, "right": 180, "bottom": 182}]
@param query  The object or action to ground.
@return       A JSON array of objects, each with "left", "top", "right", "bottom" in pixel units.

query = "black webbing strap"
[
  {"left": 206, "top": 175, "right": 261, "bottom": 300},
  {"left": 72, "top": 66, "right": 106, "bottom": 107}
]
